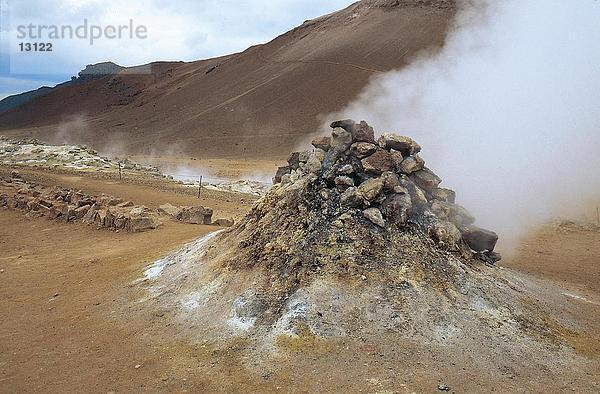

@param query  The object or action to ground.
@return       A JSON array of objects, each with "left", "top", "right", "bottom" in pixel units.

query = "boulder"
[
  {"left": 305, "top": 153, "right": 323, "bottom": 174},
  {"left": 117, "top": 200, "right": 134, "bottom": 208},
  {"left": 128, "top": 214, "right": 161, "bottom": 232},
  {"left": 158, "top": 203, "right": 183, "bottom": 218},
  {"left": 312, "top": 136, "right": 331, "bottom": 151},
  {"left": 390, "top": 150, "right": 404, "bottom": 170},
  {"left": 349, "top": 142, "right": 378, "bottom": 159},
  {"left": 178, "top": 206, "right": 213, "bottom": 225},
  {"left": 336, "top": 164, "right": 354, "bottom": 175},
  {"left": 361, "top": 149, "right": 393, "bottom": 175},
  {"left": 460, "top": 226, "right": 499, "bottom": 252},
  {"left": 377, "top": 134, "right": 421, "bottom": 156},
  {"left": 357, "top": 178, "right": 384, "bottom": 203},
  {"left": 380, "top": 171, "right": 400, "bottom": 191},
  {"left": 363, "top": 208, "right": 385, "bottom": 227}
]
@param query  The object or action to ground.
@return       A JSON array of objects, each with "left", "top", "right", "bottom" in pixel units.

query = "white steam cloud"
[{"left": 330, "top": 0, "right": 600, "bottom": 249}]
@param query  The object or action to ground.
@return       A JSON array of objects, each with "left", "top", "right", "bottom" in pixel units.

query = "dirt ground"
[{"left": 1, "top": 165, "right": 599, "bottom": 392}]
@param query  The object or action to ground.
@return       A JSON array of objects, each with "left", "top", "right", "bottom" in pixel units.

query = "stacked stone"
[
  {"left": 0, "top": 172, "right": 161, "bottom": 233},
  {"left": 273, "top": 119, "right": 500, "bottom": 263}
]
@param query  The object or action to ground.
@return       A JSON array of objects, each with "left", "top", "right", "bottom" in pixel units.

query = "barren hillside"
[{"left": 0, "top": 0, "right": 456, "bottom": 159}]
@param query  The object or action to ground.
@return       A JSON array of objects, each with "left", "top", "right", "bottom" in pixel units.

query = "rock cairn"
[
  {"left": 274, "top": 119, "right": 500, "bottom": 263},
  {"left": 1, "top": 171, "right": 160, "bottom": 232}
]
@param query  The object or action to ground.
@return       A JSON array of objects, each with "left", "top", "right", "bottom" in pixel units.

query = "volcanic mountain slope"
[
  {"left": 137, "top": 121, "right": 598, "bottom": 390},
  {"left": 0, "top": 0, "right": 456, "bottom": 158}
]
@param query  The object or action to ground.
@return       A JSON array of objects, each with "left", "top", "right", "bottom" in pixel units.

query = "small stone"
[
  {"left": 437, "top": 384, "right": 450, "bottom": 392},
  {"left": 330, "top": 128, "right": 353, "bottom": 150},
  {"left": 380, "top": 171, "right": 400, "bottom": 191},
  {"left": 431, "top": 188, "right": 456, "bottom": 204},
  {"left": 330, "top": 119, "right": 356, "bottom": 133},
  {"left": 363, "top": 208, "right": 385, "bottom": 227},
  {"left": 350, "top": 121, "right": 375, "bottom": 143},
  {"left": 340, "top": 187, "right": 362, "bottom": 207},
  {"left": 349, "top": 142, "right": 378, "bottom": 159},
  {"left": 335, "top": 176, "right": 354, "bottom": 191},
  {"left": 411, "top": 168, "right": 442, "bottom": 191},
  {"left": 361, "top": 149, "right": 393, "bottom": 175},
  {"left": 398, "top": 155, "right": 425, "bottom": 174},
  {"left": 273, "top": 166, "right": 291, "bottom": 184},
  {"left": 134, "top": 364, "right": 142, "bottom": 369},
  {"left": 337, "top": 164, "right": 354, "bottom": 175},
  {"left": 357, "top": 178, "right": 384, "bottom": 203}
]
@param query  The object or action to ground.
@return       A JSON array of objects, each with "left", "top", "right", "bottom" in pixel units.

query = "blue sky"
[{"left": 0, "top": 0, "right": 355, "bottom": 99}]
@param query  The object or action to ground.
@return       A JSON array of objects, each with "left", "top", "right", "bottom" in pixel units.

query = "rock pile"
[
  {"left": 273, "top": 119, "right": 500, "bottom": 264},
  {"left": 0, "top": 172, "right": 160, "bottom": 232}
]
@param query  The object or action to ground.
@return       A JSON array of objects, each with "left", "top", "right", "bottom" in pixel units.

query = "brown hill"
[{"left": 0, "top": 0, "right": 456, "bottom": 159}]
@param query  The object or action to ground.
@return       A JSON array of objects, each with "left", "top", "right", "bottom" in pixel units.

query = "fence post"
[{"left": 198, "top": 175, "right": 203, "bottom": 198}]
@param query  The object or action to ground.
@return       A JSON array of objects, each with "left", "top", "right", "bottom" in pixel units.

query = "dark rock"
[
  {"left": 461, "top": 225, "right": 499, "bottom": 252},
  {"left": 330, "top": 119, "right": 356, "bottom": 133},
  {"left": 334, "top": 176, "right": 354, "bottom": 191},
  {"left": 287, "top": 152, "right": 301, "bottom": 169},
  {"left": 351, "top": 121, "right": 375, "bottom": 143},
  {"left": 274, "top": 166, "right": 291, "bottom": 184}
]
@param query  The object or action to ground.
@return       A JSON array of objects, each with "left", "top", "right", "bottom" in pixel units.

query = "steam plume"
[{"left": 328, "top": 0, "right": 600, "bottom": 250}]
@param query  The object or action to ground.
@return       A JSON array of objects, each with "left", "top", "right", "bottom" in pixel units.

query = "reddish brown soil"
[{"left": 0, "top": 166, "right": 599, "bottom": 392}]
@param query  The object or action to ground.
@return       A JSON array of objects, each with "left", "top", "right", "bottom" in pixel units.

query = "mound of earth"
[{"left": 138, "top": 120, "right": 595, "bottom": 383}]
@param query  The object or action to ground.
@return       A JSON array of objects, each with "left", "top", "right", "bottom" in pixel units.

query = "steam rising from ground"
[{"left": 329, "top": 0, "right": 600, "bottom": 249}]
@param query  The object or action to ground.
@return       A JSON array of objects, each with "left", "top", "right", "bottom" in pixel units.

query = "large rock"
[
  {"left": 377, "top": 134, "right": 421, "bottom": 156},
  {"left": 460, "top": 226, "right": 499, "bottom": 252},
  {"left": 430, "top": 220, "right": 462, "bottom": 249},
  {"left": 159, "top": 203, "right": 183, "bottom": 218},
  {"left": 128, "top": 214, "right": 161, "bottom": 232},
  {"left": 361, "top": 149, "right": 393, "bottom": 175},
  {"left": 363, "top": 208, "right": 385, "bottom": 227},
  {"left": 330, "top": 127, "right": 353, "bottom": 150},
  {"left": 287, "top": 152, "right": 301, "bottom": 170},
  {"left": 213, "top": 218, "right": 234, "bottom": 227},
  {"left": 178, "top": 206, "right": 213, "bottom": 225}
]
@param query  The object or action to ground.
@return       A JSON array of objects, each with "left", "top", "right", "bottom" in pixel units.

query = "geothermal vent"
[{"left": 142, "top": 120, "right": 576, "bottom": 361}]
